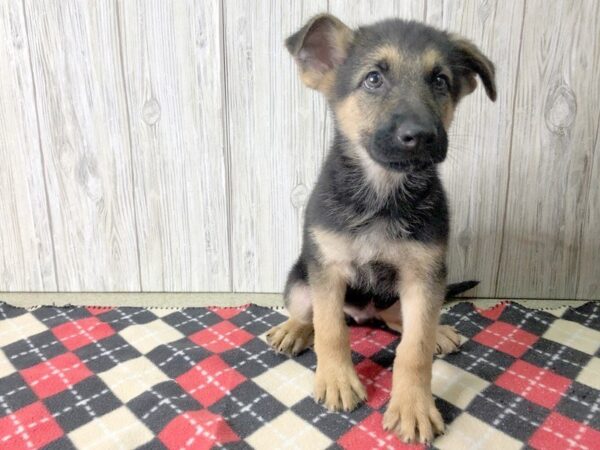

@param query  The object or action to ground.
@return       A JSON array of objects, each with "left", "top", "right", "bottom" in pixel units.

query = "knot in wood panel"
[
  {"left": 544, "top": 81, "right": 577, "bottom": 136},
  {"left": 142, "top": 98, "right": 161, "bottom": 125},
  {"left": 291, "top": 183, "right": 309, "bottom": 208}
]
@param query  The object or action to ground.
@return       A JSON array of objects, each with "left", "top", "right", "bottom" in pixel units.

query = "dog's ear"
[
  {"left": 451, "top": 35, "right": 497, "bottom": 102},
  {"left": 286, "top": 14, "right": 353, "bottom": 94}
]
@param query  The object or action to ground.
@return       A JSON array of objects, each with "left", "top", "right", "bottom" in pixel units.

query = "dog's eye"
[
  {"left": 432, "top": 74, "right": 449, "bottom": 91},
  {"left": 363, "top": 71, "right": 384, "bottom": 90}
]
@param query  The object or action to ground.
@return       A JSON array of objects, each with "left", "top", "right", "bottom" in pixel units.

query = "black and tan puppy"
[{"left": 266, "top": 14, "right": 496, "bottom": 443}]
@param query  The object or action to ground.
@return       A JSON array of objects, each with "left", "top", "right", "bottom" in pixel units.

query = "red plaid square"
[
  {"left": 338, "top": 411, "right": 422, "bottom": 449},
  {"left": 356, "top": 359, "right": 392, "bottom": 409},
  {"left": 176, "top": 355, "right": 245, "bottom": 407},
  {"left": 496, "top": 360, "right": 571, "bottom": 409},
  {"left": 208, "top": 306, "right": 247, "bottom": 320},
  {"left": 52, "top": 317, "right": 115, "bottom": 351},
  {"left": 529, "top": 412, "right": 600, "bottom": 450},
  {"left": 473, "top": 321, "right": 538, "bottom": 357},
  {"left": 0, "top": 402, "right": 62, "bottom": 449},
  {"left": 158, "top": 410, "right": 238, "bottom": 449},
  {"left": 189, "top": 321, "right": 253, "bottom": 352},
  {"left": 86, "top": 306, "right": 112, "bottom": 315},
  {"left": 477, "top": 303, "right": 507, "bottom": 321},
  {"left": 350, "top": 326, "right": 397, "bottom": 357},
  {"left": 20, "top": 352, "right": 92, "bottom": 399}
]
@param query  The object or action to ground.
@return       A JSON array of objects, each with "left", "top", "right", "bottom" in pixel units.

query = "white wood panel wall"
[{"left": 0, "top": 0, "right": 598, "bottom": 299}]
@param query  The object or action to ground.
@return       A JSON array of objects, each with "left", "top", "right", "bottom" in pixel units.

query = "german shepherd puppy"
[{"left": 266, "top": 14, "right": 496, "bottom": 443}]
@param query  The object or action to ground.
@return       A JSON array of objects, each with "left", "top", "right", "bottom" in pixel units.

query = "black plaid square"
[
  {"left": 229, "top": 306, "right": 286, "bottom": 336},
  {"left": 135, "top": 438, "right": 168, "bottom": 450},
  {"left": 96, "top": 308, "right": 159, "bottom": 332},
  {"left": 31, "top": 306, "right": 90, "bottom": 328},
  {"left": 292, "top": 397, "right": 372, "bottom": 440},
  {"left": 0, "top": 303, "right": 28, "bottom": 320},
  {"left": 497, "top": 304, "right": 554, "bottom": 335},
  {"left": 443, "top": 339, "right": 516, "bottom": 382},
  {"left": 293, "top": 345, "right": 318, "bottom": 371},
  {"left": 161, "top": 309, "right": 221, "bottom": 335},
  {"left": 443, "top": 303, "right": 494, "bottom": 338},
  {"left": 562, "top": 303, "right": 600, "bottom": 331},
  {"left": 74, "top": 334, "right": 141, "bottom": 373},
  {"left": 0, "top": 372, "right": 37, "bottom": 413},
  {"left": 127, "top": 380, "right": 202, "bottom": 434},
  {"left": 220, "top": 337, "right": 286, "bottom": 378},
  {"left": 43, "top": 436, "right": 77, "bottom": 450},
  {"left": 521, "top": 338, "right": 592, "bottom": 379},
  {"left": 555, "top": 381, "right": 600, "bottom": 430},
  {"left": 3, "top": 330, "right": 66, "bottom": 370},
  {"left": 210, "top": 380, "right": 286, "bottom": 438},
  {"left": 146, "top": 337, "right": 211, "bottom": 378},
  {"left": 44, "top": 376, "right": 121, "bottom": 432},
  {"left": 467, "top": 384, "right": 550, "bottom": 441},
  {"left": 435, "top": 397, "right": 463, "bottom": 424}
]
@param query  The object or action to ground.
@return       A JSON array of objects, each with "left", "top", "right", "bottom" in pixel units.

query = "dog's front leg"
[
  {"left": 383, "top": 274, "right": 445, "bottom": 443},
  {"left": 311, "top": 265, "right": 366, "bottom": 411}
]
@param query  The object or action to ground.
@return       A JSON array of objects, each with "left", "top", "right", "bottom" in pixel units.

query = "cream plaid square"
[
  {"left": 576, "top": 357, "right": 600, "bottom": 390},
  {"left": 432, "top": 359, "right": 490, "bottom": 409},
  {"left": 254, "top": 359, "right": 314, "bottom": 407},
  {"left": 435, "top": 413, "right": 522, "bottom": 450},
  {"left": 0, "top": 313, "right": 46, "bottom": 346},
  {"left": 246, "top": 410, "right": 331, "bottom": 450},
  {"left": 543, "top": 319, "right": 600, "bottom": 355},
  {"left": 0, "top": 350, "right": 16, "bottom": 378},
  {"left": 68, "top": 407, "right": 153, "bottom": 449},
  {"left": 120, "top": 319, "right": 184, "bottom": 354},
  {"left": 98, "top": 356, "right": 170, "bottom": 403}
]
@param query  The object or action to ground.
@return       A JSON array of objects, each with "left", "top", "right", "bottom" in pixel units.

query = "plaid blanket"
[{"left": 1, "top": 300, "right": 599, "bottom": 449}]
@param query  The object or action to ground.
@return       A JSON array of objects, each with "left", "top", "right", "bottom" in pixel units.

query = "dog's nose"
[{"left": 395, "top": 121, "right": 436, "bottom": 150}]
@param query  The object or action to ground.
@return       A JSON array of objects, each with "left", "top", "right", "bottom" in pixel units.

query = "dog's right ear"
[{"left": 286, "top": 14, "right": 353, "bottom": 95}]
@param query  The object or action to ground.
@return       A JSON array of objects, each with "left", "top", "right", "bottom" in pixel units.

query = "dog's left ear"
[
  {"left": 285, "top": 14, "right": 353, "bottom": 94},
  {"left": 451, "top": 36, "right": 497, "bottom": 102}
]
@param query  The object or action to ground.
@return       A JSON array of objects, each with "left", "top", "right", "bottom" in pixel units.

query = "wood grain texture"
[
  {"left": 224, "top": 0, "right": 329, "bottom": 292},
  {"left": 0, "top": 0, "right": 56, "bottom": 291},
  {"left": 117, "top": 0, "right": 230, "bottom": 291},
  {"left": 23, "top": 0, "right": 140, "bottom": 291},
  {"left": 426, "top": 0, "right": 525, "bottom": 296},
  {"left": 496, "top": 0, "right": 600, "bottom": 298},
  {"left": 329, "top": 0, "right": 426, "bottom": 24}
]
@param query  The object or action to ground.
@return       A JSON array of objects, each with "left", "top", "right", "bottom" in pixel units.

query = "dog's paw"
[
  {"left": 435, "top": 325, "right": 462, "bottom": 355},
  {"left": 266, "top": 319, "right": 314, "bottom": 355},
  {"left": 314, "top": 364, "right": 366, "bottom": 412},
  {"left": 383, "top": 387, "right": 444, "bottom": 443}
]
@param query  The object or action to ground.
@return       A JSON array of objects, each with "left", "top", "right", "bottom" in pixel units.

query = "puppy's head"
[{"left": 286, "top": 15, "right": 496, "bottom": 172}]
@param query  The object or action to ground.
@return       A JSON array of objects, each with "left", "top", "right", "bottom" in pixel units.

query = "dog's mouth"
[
  {"left": 385, "top": 158, "right": 435, "bottom": 172},
  {"left": 367, "top": 149, "right": 445, "bottom": 173}
]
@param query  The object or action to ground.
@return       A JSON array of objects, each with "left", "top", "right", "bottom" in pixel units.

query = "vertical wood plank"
[
  {"left": 576, "top": 116, "right": 600, "bottom": 299},
  {"left": 425, "top": 0, "right": 525, "bottom": 296},
  {"left": 329, "top": 0, "right": 426, "bottom": 24},
  {"left": 117, "top": 0, "right": 230, "bottom": 291},
  {"left": 24, "top": 1, "right": 140, "bottom": 291},
  {"left": 497, "top": 0, "right": 600, "bottom": 298},
  {"left": 0, "top": 0, "right": 56, "bottom": 291},
  {"left": 224, "top": 0, "right": 329, "bottom": 292}
]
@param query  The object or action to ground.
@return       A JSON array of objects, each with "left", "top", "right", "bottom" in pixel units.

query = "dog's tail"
[{"left": 445, "top": 280, "right": 479, "bottom": 299}]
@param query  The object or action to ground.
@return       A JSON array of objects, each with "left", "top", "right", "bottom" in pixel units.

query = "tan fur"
[
  {"left": 311, "top": 225, "right": 444, "bottom": 275},
  {"left": 266, "top": 318, "right": 314, "bottom": 355},
  {"left": 311, "top": 264, "right": 367, "bottom": 411},
  {"left": 372, "top": 44, "right": 404, "bottom": 73},
  {"left": 335, "top": 95, "right": 366, "bottom": 142},
  {"left": 420, "top": 48, "right": 442, "bottom": 73},
  {"left": 295, "top": 16, "right": 353, "bottom": 96}
]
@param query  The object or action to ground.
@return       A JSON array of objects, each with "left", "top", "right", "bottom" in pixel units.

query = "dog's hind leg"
[
  {"left": 267, "top": 259, "right": 314, "bottom": 355},
  {"left": 378, "top": 302, "right": 461, "bottom": 355}
]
